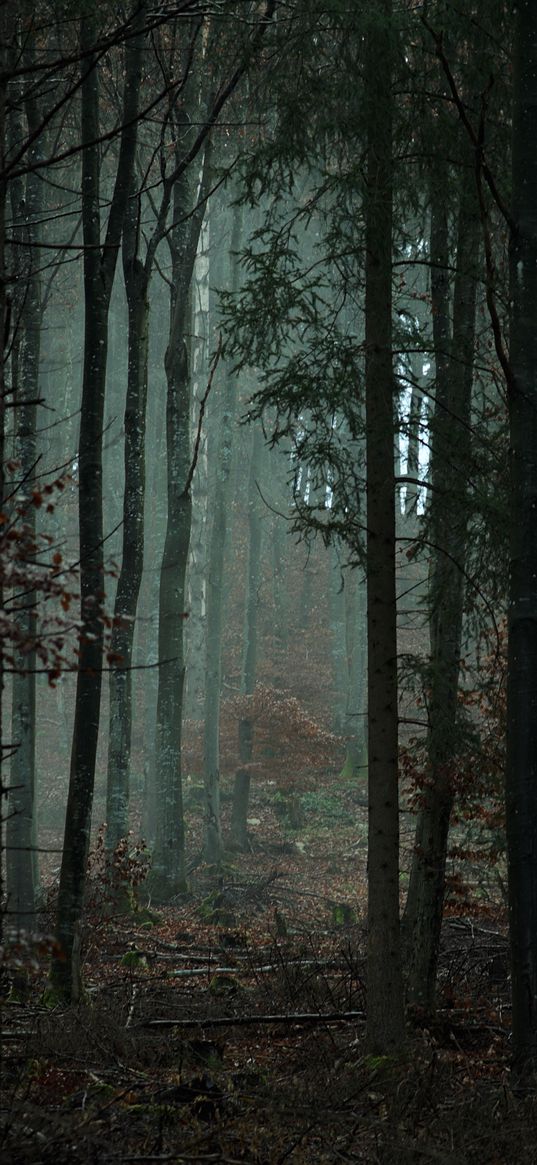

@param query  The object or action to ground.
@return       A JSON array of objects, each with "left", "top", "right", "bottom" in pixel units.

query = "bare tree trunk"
[
  {"left": 50, "top": 10, "right": 142, "bottom": 1000},
  {"left": 507, "top": 0, "right": 537, "bottom": 1081},
  {"left": 203, "top": 201, "right": 242, "bottom": 864},
  {"left": 231, "top": 425, "right": 263, "bottom": 851},
  {"left": 149, "top": 151, "right": 209, "bottom": 901},
  {"left": 364, "top": 0, "right": 406, "bottom": 1055},
  {"left": 403, "top": 154, "right": 480, "bottom": 1013},
  {"left": 0, "top": 5, "right": 12, "bottom": 950},
  {"left": 330, "top": 546, "right": 347, "bottom": 735},
  {"left": 6, "top": 63, "right": 42, "bottom": 929},
  {"left": 105, "top": 166, "right": 150, "bottom": 867}
]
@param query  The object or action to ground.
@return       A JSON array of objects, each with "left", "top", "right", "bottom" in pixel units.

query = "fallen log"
[{"left": 138, "top": 1010, "right": 364, "bottom": 1030}]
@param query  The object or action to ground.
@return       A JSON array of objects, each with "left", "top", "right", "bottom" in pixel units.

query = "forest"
[{"left": 1, "top": 0, "right": 537, "bottom": 1161}]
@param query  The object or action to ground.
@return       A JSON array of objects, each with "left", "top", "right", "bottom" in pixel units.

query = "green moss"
[
  {"left": 208, "top": 973, "right": 241, "bottom": 995},
  {"left": 332, "top": 902, "right": 358, "bottom": 927},
  {"left": 121, "top": 950, "right": 148, "bottom": 970}
]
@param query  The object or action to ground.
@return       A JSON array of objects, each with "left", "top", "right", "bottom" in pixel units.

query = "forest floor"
[{"left": 2, "top": 776, "right": 536, "bottom": 1164}]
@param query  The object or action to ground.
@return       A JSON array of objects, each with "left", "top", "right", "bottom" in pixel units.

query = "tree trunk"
[
  {"left": 203, "top": 202, "right": 242, "bottom": 864},
  {"left": 149, "top": 149, "right": 209, "bottom": 900},
  {"left": 340, "top": 567, "right": 367, "bottom": 781},
  {"left": 403, "top": 155, "right": 480, "bottom": 1013},
  {"left": 330, "top": 546, "right": 347, "bottom": 735},
  {"left": 185, "top": 211, "right": 210, "bottom": 721},
  {"left": 0, "top": 8, "right": 12, "bottom": 946},
  {"left": 50, "top": 10, "right": 142, "bottom": 999},
  {"left": 506, "top": 0, "right": 537, "bottom": 1080},
  {"left": 231, "top": 425, "right": 263, "bottom": 850},
  {"left": 364, "top": 0, "right": 406, "bottom": 1054},
  {"left": 105, "top": 227, "right": 149, "bottom": 863},
  {"left": 6, "top": 73, "right": 42, "bottom": 929}
]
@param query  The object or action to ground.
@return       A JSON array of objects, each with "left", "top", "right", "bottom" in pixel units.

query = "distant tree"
[
  {"left": 203, "top": 200, "right": 243, "bottom": 865},
  {"left": 230, "top": 424, "right": 264, "bottom": 851}
]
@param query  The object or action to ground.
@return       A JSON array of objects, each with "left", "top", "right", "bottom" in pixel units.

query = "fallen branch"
[{"left": 138, "top": 1010, "right": 365, "bottom": 1030}]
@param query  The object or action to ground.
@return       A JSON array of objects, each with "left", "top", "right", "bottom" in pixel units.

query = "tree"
[
  {"left": 403, "top": 147, "right": 480, "bottom": 1012},
  {"left": 203, "top": 200, "right": 242, "bottom": 865},
  {"left": 363, "top": 0, "right": 405, "bottom": 1053},
  {"left": 105, "top": 6, "right": 150, "bottom": 867},
  {"left": 506, "top": 0, "right": 537, "bottom": 1081},
  {"left": 230, "top": 424, "right": 264, "bottom": 850},
  {"left": 5, "top": 28, "right": 44, "bottom": 929},
  {"left": 50, "top": 7, "right": 144, "bottom": 999}
]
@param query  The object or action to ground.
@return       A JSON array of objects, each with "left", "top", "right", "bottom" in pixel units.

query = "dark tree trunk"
[
  {"left": 506, "top": 0, "right": 537, "bottom": 1080},
  {"left": 364, "top": 0, "right": 406, "bottom": 1054},
  {"left": 50, "top": 10, "right": 142, "bottom": 1000},
  {"left": 6, "top": 71, "right": 42, "bottom": 929},
  {"left": 402, "top": 151, "right": 480, "bottom": 1013},
  {"left": 0, "top": 8, "right": 11, "bottom": 948},
  {"left": 149, "top": 152, "right": 209, "bottom": 901}
]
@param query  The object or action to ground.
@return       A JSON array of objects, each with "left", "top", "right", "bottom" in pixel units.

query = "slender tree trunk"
[
  {"left": 0, "top": 7, "right": 11, "bottom": 950},
  {"left": 150, "top": 152, "right": 209, "bottom": 900},
  {"left": 203, "top": 203, "right": 242, "bottom": 864},
  {"left": 185, "top": 212, "right": 210, "bottom": 721},
  {"left": 364, "top": 0, "right": 405, "bottom": 1054},
  {"left": 231, "top": 425, "right": 263, "bottom": 850},
  {"left": 6, "top": 74, "right": 42, "bottom": 928},
  {"left": 330, "top": 546, "right": 347, "bottom": 735},
  {"left": 506, "top": 0, "right": 537, "bottom": 1080},
  {"left": 340, "top": 568, "right": 367, "bottom": 781},
  {"left": 403, "top": 157, "right": 480, "bottom": 1013},
  {"left": 50, "top": 11, "right": 142, "bottom": 999},
  {"left": 405, "top": 385, "right": 422, "bottom": 522},
  {"left": 105, "top": 210, "right": 150, "bottom": 863}
]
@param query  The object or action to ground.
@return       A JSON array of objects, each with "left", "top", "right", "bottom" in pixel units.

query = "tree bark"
[
  {"left": 50, "top": 9, "right": 142, "bottom": 999},
  {"left": 402, "top": 154, "right": 480, "bottom": 1013},
  {"left": 105, "top": 147, "right": 150, "bottom": 865},
  {"left": 506, "top": 0, "right": 537, "bottom": 1081},
  {"left": 6, "top": 64, "right": 43, "bottom": 929},
  {"left": 149, "top": 147, "right": 209, "bottom": 900},
  {"left": 203, "top": 201, "right": 242, "bottom": 864},
  {"left": 364, "top": 0, "right": 406, "bottom": 1054},
  {"left": 0, "top": 5, "right": 12, "bottom": 949},
  {"left": 231, "top": 425, "right": 263, "bottom": 851}
]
